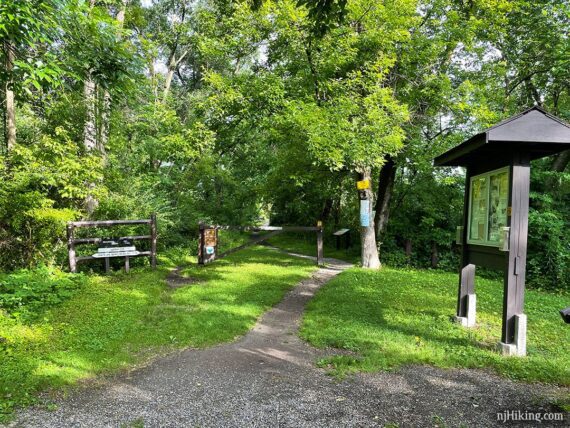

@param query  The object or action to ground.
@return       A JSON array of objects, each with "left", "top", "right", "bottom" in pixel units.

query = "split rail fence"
[
  {"left": 67, "top": 214, "right": 157, "bottom": 273},
  {"left": 198, "top": 224, "right": 324, "bottom": 266}
]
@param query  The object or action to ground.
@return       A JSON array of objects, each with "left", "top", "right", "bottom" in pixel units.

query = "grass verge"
[
  {"left": 300, "top": 267, "right": 570, "bottom": 386},
  {"left": 267, "top": 232, "right": 361, "bottom": 264},
  {"left": 0, "top": 245, "right": 316, "bottom": 421}
]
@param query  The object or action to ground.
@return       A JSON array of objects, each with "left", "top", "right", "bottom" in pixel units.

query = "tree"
[
  {"left": 372, "top": 0, "right": 512, "bottom": 246},
  {"left": 101, "top": 0, "right": 130, "bottom": 152},
  {"left": 0, "top": 0, "right": 61, "bottom": 151},
  {"left": 258, "top": 0, "right": 412, "bottom": 267},
  {"left": 60, "top": 0, "right": 135, "bottom": 214},
  {"left": 146, "top": 0, "right": 197, "bottom": 102}
]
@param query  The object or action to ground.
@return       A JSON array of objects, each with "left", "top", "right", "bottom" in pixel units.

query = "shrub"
[{"left": 0, "top": 266, "right": 86, "bottom": 320}]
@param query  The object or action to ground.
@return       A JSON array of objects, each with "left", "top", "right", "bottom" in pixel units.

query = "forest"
[
  {"left": 0, "top": 0, "right": 568, "bottom": 287},
  {"left": 1, "top": 0, "right": 570, "bottom": 423}
]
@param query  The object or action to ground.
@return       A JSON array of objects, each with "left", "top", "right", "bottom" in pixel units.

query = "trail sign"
[
  {"left": 93, "top": 238, "right": 140, "bottom": 258},
  {"left": 204, "top": 229, "right": 217, "bottom": 247},
  {"left": 356, "top": 179, "right": 370, "bottom": 190},
  {"left": 359, "top": 200, "right": 370, "bottom": 227},
  {"left": 198, "top": 224, "right": 218, "bottom": 265}
]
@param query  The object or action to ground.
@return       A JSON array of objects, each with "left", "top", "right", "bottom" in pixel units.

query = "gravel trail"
[{"left": 11, "top": 254, "right": 568, "bottom": 428}]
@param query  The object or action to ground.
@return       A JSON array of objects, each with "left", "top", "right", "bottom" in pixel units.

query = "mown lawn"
[
  {"left": 0, "top": 246, "right": 316, "bottom": 421},
  {"left": 267, "top": 232, "right": 361, "bottom": 264},
  {"left": 301, "top": 267, "right": 570, "bottom": 386}
]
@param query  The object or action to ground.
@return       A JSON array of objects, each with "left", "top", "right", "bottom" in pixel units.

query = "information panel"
[
  {"left": 468, "top": 167, "right": 509, "bottom": 247},
  {"left": 488, "top": 170, "right": 509, "bottom": 242},
  {"left": 469, "top": 176, "right": 487, "bottom": 241}
]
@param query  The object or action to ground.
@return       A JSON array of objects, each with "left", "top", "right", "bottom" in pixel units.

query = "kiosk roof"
[{"left": 434, "top": 107, "right": 570, "bottom": 167}]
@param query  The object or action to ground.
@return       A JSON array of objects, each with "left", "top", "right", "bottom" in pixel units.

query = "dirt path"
[{"left": 12, "top": 254, "right": 567, "bottom": 427}]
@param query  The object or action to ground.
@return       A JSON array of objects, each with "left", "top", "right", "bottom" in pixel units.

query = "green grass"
[
  {"left": 0, "top": 245, "right": 316, "bottom": 421},
  {"left": 267, "top": 232, "right": 361, "bottom": 263},
  {"left": 301, "top": 267, "right": 570, "bottom": 385}
]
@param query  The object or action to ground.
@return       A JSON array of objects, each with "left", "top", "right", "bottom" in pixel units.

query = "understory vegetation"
[
  {"left": 301, "top": 267, "right": 570, "bottom": 385},
  {"left": 0, "top": 246, "right": 315, "bottom": 421}
]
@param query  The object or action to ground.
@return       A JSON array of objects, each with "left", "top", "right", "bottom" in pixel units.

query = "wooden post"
[
  {"left": 502, "top": 153, "right": 530, "bottom": 344},
  {"left": 316, "top": 221, "right": 324, "bottom": 266},
  {"left": 431, "top": 242, "right": 439, "bottom": 268},
  {"left": 457, "top": 264, "right": 476, "bottom": 317},
  {"left": 457, "top": 167, "right": 473, "bottom": 318},
  {"left": 105, "top": 257, "right": 110, "bottom": 273},
  {"left": 215, "top": 227, "right": 219, "bottom": 261},
  {"left": 125, "top": 256, "right": 130, "bottom": 273},
  {"left": 67, "top": 223, "right": 77, "bottom": 273},
  {"left": 198, "top": 223, "right": 205, "bottom": 265},
  {"left": 150, "top": 213, "right": 157, "bottom": 269}
]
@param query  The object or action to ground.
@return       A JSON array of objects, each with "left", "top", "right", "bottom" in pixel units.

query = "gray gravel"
[{"left": 9, "top": 255, "right": 569, "bottom": 428}]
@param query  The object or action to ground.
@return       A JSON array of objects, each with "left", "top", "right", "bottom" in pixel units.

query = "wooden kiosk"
[{"left": 434, "top": 107, "right": 570, "bottom": 356}]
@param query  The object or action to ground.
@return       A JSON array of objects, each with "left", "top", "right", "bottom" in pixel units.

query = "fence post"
[
  {"left": 150, "top": 213, "right": 157, "bottom": 269},
  {"left": 316, "top": 221, "right": 324, "bottom": 266},
  {"left": 198, "top": 222, "right": 205, "bottom": 265},
  {"left": 67, "top": 223, "right": 77, "bottom": 273},
  {"left": 215, "top": 227, "right": 219, "bottom": 260}
]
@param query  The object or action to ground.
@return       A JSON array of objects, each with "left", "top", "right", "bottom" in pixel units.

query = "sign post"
[{"left": 198, "top": 223, "right": 218, "bottom": 265}]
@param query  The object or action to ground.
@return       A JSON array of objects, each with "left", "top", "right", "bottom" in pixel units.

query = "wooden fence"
[
  {"left": 198, "top": 223, "right": 324, "bottom": 266},
  {"left": 67, "top": 214, "right": 157, "bottom": 273}
]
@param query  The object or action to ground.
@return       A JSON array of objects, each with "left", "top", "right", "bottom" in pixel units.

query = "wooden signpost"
[
  {"left": 67, "top": 214, "right": 157, "bottom": 273},
  {"left": 198, "top": 223, "right": 218, "bottom": 265},
  {"left": 434, "top": 107, "right": 570, "bottom": 356}
]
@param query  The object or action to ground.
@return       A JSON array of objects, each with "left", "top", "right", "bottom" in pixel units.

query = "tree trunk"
[
  {"left": 4, "top": 40, "right": 16, "bottom": 150},
  {"left": 116, "top": 0, "right": 128, "bottom": 24},
  {"left": 431, "top": 242, "right": 438, "bottom": 268},
  {"left": 83, "top": 0, "right": 98, "bottom": 153},
  {"left": 332, "top": 196, "right": 341, "bottom": 228},
  {"left": 149, "top": 58, "right": 158, "bottom": 101},
  {"left": 99, "top": 89, "right": 110, "bottom": 156},
  {"left": 5, "top": 83, "right": 15, "bottom": 151},
  {"left": 405, "top": 239, "right": 412, "bottom": 262},
  {"left": 359, "top": 169, "right": 381, "bottom": 269},
  {"left": 163, "top": 54, "right": 176, "bottom": 102},
  {"left": 552, "top": 150, "right": 570, "bottom": 172},
  {"left": 99, "top": 0, "right": 128, "bottom": 156},
  {"left": 320, "top": 198, "right": 333, "bottom": 223},
  {"left": 83, "top": 73, "right": 97, "bottom": 152},
  {"left": 81, "top": 0, "right": 99, "bottom": 216},
  {"left": 85, "top": 183, "right": 99, "bottom": 215},
  {"left": 374, "top": 155, "right": 397, "bottom": 240}
]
